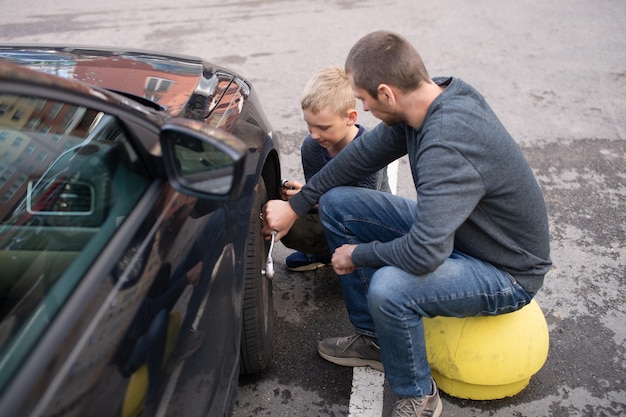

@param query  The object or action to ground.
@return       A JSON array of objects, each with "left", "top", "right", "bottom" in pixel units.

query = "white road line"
[
  {"left": 349, "top": 367, "right": 385, "bottom": 416},
  {"left": 348, "top": 160, "right": 398, "bottom": 416},
  {"left": 388, "top": 159, "right": 399, "bottom": 195}
]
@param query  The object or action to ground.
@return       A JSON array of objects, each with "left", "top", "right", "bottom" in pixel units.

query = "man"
[{"left": 262, "top": 31, "right": 551, "bottom": 417}]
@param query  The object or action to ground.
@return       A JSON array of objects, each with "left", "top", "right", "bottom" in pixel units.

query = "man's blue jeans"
[{"left": 319, "top": 186, "right": 534, "bottom": 398}]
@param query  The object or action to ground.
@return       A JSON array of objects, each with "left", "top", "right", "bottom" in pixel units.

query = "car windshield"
[{"left": 0, "top": 93, "right": 150, "bottom": 383}]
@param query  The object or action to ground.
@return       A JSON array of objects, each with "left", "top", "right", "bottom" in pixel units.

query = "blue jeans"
[{"left": 319, "top": 187, "right": 534, "bottom": 398}]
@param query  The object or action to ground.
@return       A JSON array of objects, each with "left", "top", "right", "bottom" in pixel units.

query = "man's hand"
[
  {"left": 331, "top": 244, "right": 357, "bottom": 275},
  {"left": 261, "top": 199, "right": 298, "bottom": 241}
]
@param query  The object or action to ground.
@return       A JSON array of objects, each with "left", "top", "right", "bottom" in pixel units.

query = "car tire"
[{"left": 239, "top": 178, "right": 274, "bottom": 374}]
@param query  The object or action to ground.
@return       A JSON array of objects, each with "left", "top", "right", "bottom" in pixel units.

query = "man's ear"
[{"left": 377, "top": 84, "right": 396, "bottom": 105}]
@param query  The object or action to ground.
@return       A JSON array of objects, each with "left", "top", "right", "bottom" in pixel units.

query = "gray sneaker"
[
  {"left": 392, "top": 379, "right": 442, "bottom": 417},
  {"left": 317, "top": 333, "right": 383, "bottom": 372}
]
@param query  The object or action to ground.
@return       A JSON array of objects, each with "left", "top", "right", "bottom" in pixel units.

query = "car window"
[{"left": 0, "top": 93, "right": 151, "bottom": 384}]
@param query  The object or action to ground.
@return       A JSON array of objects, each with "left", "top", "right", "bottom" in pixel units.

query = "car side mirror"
[{"left": 160, "top": 121, "right": 247, "bottom": 200}]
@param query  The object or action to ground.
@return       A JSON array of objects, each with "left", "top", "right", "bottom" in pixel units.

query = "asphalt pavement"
[{"left": 1, "top": 1, "right": 624, "bottom": 416}]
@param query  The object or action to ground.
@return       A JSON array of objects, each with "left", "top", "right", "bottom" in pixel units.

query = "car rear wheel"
[{"left": 239, "top": 178, "right": 274, "bottom": 374}]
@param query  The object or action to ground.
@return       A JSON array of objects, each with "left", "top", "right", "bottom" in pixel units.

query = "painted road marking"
[
  {"left": 349, "top": 367, "right": 385, "bottom": 417},
  {"left": 348, "top": 159, "right": 398, "bottom": 416},
  {"left": 388, "top": 160, "right": 399, "bottom": 195}
]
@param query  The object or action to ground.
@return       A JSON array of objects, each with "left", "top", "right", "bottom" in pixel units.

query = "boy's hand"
[
  {"left": 280, "top": 179, "right": 302, "bottom": 201},
  {"left": 261, "top": 199, "right": 298, "bottom": 241}
]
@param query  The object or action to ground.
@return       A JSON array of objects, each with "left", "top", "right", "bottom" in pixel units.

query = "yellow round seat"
[{"left": 423, "top": 299, "right": 549, "bottom": 400}]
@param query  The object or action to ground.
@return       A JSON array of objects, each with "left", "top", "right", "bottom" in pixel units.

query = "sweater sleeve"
[
  {"left": 351, "top": 143, "right": 485, "bottom": 275},
  {"left": 289, "top": 123, "right": 406, "bottom": 216}
]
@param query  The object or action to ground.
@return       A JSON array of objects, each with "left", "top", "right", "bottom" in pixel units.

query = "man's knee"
[
  {"left": 320, "top": 186, "right": 350, "bottom": 208},
  {"left": 368, "top": 266, "right": 401, "bottom": 309},
  {"left": 320, "top": 186, "right": 354, "bottom": 222}
]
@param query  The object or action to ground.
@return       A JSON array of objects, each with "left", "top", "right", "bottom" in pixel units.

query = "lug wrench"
[{"left": 262, "top": 230, "right": 276, "bottom": 279}]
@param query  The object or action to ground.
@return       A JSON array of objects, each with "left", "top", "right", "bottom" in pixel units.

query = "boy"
[{"left": 280, "top": 65, "right": 389, "bottom": 271}]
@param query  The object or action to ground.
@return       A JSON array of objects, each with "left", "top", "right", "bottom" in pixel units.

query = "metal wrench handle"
[{"left": 262, "top": 230, "right": 276, "bottom": 279}]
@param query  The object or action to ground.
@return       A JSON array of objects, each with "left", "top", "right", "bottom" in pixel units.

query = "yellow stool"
[{"left": 424, "top": 299, "right": 549, "bottom": 400}]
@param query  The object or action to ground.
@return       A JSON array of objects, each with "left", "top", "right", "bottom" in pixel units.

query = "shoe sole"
[
  {"left": 318, "top": 350, "right": 384, "bottom": 372},
  {"left": 433, "top": 397, "right": 443, "bottom": 417},
  {"left": 287, "top": 262, "right": 327, "bottom": 272}
]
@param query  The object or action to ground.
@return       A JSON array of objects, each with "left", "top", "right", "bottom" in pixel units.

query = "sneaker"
[
  {"left": 285, "top": 251, "right": 329, "bottom": 272},
  {"left": 317, "top": 333, "right": 384, "bottom": 372},
  {"left": 392, "top": 379, "right": 442, "bottom": 417}
]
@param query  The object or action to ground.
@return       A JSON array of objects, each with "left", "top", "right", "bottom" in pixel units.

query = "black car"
[{"left": 0, "top": 46, "right": 282, "bottom": 417}]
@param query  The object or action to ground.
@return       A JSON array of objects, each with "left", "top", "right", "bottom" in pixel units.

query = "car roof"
[{"left": 0, "top": 45, "right": 209, "bottom": 116}]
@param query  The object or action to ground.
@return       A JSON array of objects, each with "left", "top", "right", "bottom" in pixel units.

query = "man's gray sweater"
[{"left": 289, "top": 77, "right": 551, "bottom": 294}]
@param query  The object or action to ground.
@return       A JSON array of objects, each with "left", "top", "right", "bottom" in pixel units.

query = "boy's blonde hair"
[{"left": 301, "top": 65, "right": 356, "bottom": 116}]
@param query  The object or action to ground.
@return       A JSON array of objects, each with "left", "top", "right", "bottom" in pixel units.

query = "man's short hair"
[
  {"left": 301, "top": 65, "right": 356, "bottom": 116},
  {"left": 345, "top": 31, "right": 431, "bottom": 98}
]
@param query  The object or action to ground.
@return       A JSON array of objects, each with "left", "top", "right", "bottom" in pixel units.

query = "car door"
[{"left": 0, "top": 69, "right": 244, "bottom": 417}]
